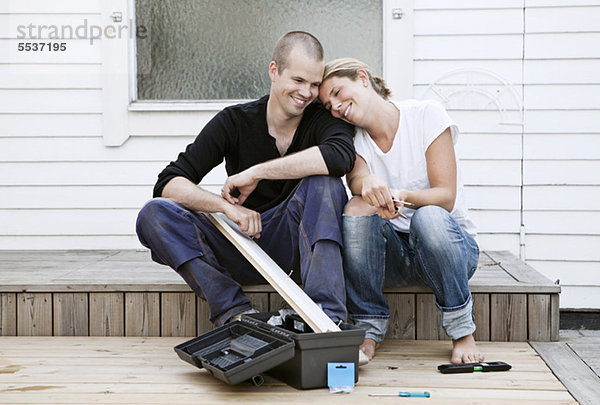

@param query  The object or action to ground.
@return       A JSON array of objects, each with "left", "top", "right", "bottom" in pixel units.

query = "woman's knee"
[
  {"left": 344, "top": 196, "right": 378, "bottom": 216},
  {"left": 409, "top": 205, "right": 455, "bottom": 248}
]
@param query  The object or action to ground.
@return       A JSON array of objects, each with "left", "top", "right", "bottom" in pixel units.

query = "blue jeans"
[
  {"left": 136, "top": 176, "right": 348, "bottom": 326},
  {"left": 343, "top": 205, "right": 479, "bottom": 342}
]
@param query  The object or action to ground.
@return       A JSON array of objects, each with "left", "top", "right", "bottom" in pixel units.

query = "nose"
[{"left": 299, "top": 83, "right": 311, "bottom": 98}]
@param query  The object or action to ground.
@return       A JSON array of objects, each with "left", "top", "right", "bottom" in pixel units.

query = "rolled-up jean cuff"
[
  {"left": 350, "top": 317, "right": 389, "bottom": 343},
  {"left": 440, "top": 296, "right": 476, "bottom": 340}
]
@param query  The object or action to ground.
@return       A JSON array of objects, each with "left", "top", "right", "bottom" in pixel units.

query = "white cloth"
[{"left": 353, "top": 99, "right": 476, "bottom": 237}]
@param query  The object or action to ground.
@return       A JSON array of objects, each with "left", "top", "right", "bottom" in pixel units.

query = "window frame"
[{"left": 101, "top": 0, "right": 413, "bottom": 146}]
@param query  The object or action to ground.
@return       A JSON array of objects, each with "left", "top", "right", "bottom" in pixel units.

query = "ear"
[
  {"left": 268, "top": 61, "right": 278, "bottom": 82},
  {"left": 357, "top": 69, "right": 369, "bottom": 85}
]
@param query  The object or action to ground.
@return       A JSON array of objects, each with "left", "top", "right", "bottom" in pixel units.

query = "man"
[{"left": 136, "top": 31, "right": 355, "bottom": 327}]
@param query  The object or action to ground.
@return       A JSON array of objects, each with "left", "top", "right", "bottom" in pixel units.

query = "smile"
[
  {"left": 342, "top": 103, "right": 352, "bottom": 118},
  {"left": 292, "top": 96, "right": 308, "bottom": 107}
]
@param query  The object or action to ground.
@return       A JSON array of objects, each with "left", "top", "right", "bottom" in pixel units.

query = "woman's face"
[{"left": 319, "top": 74, "right": 369, "bottom": 126}]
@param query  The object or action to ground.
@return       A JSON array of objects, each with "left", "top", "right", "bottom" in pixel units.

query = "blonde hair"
[{"left": 323, "top": 58, "right": 391, "bottom": 100}]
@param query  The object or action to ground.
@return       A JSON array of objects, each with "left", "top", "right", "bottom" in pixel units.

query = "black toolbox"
[
  {"left": 175, "top": 312, "right": 365, "bottom": 389},
  {"left": 174, "top": 318, "right": 295, "bottom": 385},
  {"left": 245, "top": 312, "right": 364, "bottom": 389}
]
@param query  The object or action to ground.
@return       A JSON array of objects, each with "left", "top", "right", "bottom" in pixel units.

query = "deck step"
[{"left": 0, "top": 250, "right": 559, "bottom": 341}]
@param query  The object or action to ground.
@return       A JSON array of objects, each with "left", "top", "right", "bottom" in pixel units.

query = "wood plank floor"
[{"left": 0, "top": 337, "right": 576, "bottom": 404}]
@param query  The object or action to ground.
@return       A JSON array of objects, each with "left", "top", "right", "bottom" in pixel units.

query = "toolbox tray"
[
  {"left": 244, "top": 312, "right": 365, "bottom": 389},
  {"left": 174, "top": 319, "right": 295, "bottom": 385}
]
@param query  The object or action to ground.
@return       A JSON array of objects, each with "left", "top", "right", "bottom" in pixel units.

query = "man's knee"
[
  {"left": 344, "top": 196, "right": 377, "bottom": 216},
  {"left": 137, "top": 198, "right": 176, "bottom": 227}
]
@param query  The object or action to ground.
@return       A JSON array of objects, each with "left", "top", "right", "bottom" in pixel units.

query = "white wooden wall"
[
  {"left": 413, "top": 0, "right": 600, "bottom": 309},
  {"left": 1, "top": 0, "right": 599, "bottom": 308}
]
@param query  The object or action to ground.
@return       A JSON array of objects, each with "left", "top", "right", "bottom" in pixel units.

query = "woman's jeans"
[
  {"left": 136, "top": 176, "right": 348, "bottom": 327},
  {"left": 343, "top": 205, "right": 479, "bottom": 342}
]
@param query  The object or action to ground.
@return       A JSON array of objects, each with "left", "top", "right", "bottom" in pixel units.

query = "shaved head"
[{"left": 271, "top": 31, "right": 324, "bottom": 73}]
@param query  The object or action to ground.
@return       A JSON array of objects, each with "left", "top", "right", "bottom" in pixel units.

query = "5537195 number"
[{"left": 17, "top": 42, "right": 67, "bottom": 52}]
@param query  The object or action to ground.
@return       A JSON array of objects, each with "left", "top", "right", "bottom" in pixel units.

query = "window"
[{"left": 135, "top": 0, "right": 383, "bottom": 101}]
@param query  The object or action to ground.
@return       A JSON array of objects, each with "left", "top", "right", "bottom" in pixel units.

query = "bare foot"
[
  {"left": 451, "top": 334, "right": 484, "bottom": 364},
  {"left": 360, "top": 338, "right": 380, "bottom": 361}
]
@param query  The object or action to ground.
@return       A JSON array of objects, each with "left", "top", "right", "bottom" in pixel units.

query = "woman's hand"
[{"left": 361, "top": 174, "right": 397, "bottom": 218}]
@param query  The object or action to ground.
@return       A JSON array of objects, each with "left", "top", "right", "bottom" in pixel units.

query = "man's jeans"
[
  {"left": 343, "top": 205, "right": 479, "bottom": 342},
  {"left": 136, "top": 176, "right": 348, "bottom": 327}
]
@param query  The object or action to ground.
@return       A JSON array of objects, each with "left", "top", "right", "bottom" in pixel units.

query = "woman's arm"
[
  {"left": 347, "top": 154, "right": 397, "bottom": 216},
  {"left": 392, "top": 127, "right": 457, "bottom": 212}
]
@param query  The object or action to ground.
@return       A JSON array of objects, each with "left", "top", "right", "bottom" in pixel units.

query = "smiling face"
[
  {"left": 319, "top": 72, "right": 370, "bottom": 126},
  {"left": 269, "top": 47, "right": 323, "bottom": 119}
]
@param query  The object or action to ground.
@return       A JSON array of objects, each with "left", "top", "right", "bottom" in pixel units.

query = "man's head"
[{"left": 269, "top": 31, "right": 324, "bottom": 118}]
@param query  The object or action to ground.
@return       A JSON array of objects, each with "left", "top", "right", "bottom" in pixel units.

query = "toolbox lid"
[{"left": 174, "top": 319, "right": 295, "bottom": 385}]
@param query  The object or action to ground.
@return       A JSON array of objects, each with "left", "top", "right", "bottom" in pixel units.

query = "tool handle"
[{"left": 438, "top": 361, "right": 511, "bottom": 374}]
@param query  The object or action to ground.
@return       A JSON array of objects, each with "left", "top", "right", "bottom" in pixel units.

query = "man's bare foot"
[
  {"left": 451, "top": 334, "right": 484, "bottom": 364},
  {"left": 360, "top": 338, "right": 380, "bottom": 361}
]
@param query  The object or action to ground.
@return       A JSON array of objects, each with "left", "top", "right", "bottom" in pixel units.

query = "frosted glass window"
[{"left": 136, "top": 0, "right": 382, "bottom": 101}]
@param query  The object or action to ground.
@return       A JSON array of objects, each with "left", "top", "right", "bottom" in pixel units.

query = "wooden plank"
[
  {"left": 568, "top": 343, "right": 600, "bottom": 377},
  {"left": 0, "top": 89, "right": 101, "bottom": 114},
  {"left": 415, "top": 35, "right": 523, "bottom": 60},
  {"left": 161, "top": 292, "right": 195, "bottom": 337},
  {"left": 206, "top": 213, "right": 340, "bottom": 333},
  {"left": 0, "top": 337, "right": 576, "bottom": 404},
  {"left": 196, "top": 298, "right": 211, "bottom": 335},
  {"left": 53, "top": 293, "right": 89, "bottom": 336},
  {"left": 125, "top": 293, "right": 160, "bottom": 337},
  {"left": 528, "top": 294, "right": 551, "bottom": 341},
  {"left": 385, "top": 293, "right": 415, "bottom": 339},
  {"left": 524, "top": 161, "right": 600, "bottom": 186},
  {"left": 415, "top": 8, "right": 523, "bottom": 35},
  {"left": 486, "top": 251, "right": 557, "bottom": 288},
  {"left": 490, "top": 293, "right": 527, "bottom": 341},
  {"left": 246, "top": 292, "right": 268, "bottom": 313},
  {"left": 527, "top": 235, "right": 600, "bottom": 262},
  {"left": 524, "top": 186, "right": 600, "bottom": 211},
  {"left": 89, "top": 292, "right": 124, "bottom": 336},
  {"left": 269, "top": 293, "right": 292, "bottom": 312},
  {"left": 16, "top": 293, "right": 52, "bottom": 336},
  {"left": 0, "top": 293, "right": 17, "bottom": 336},
  {"left": 416, "top": 294, "right": 448, "bottom": 340},
  {"left": 550, "top": 294, "right": 560, "bottom": 342},
  {"left": 531, "top": 342, "right": 600, "bottom": 405},
  {"left": 525, "top": 33, "right": 600, "bottom": 59},
  {"left": 473, "top": 293, "right": 490, "bottom": 341},
  {"left": 524, "top": 211, "right": 600, "bottom": 235}
]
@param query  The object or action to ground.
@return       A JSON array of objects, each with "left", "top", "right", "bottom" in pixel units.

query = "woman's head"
[
  {"left": 319, "top": 58, "right": 391, "bottom": 125},
  {"left": 322, "top": 58, "right": 391, "bottom": 100}
]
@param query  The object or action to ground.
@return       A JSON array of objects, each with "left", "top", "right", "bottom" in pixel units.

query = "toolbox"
[
  {"left": 174, "top": 318, "right": 295, "bottom": 385},
  {"left": 174, "top": 312, "right": 365, "bottom": 389},
  {"left": 245, "top": 312, "right": 364, "bottom": 389}
]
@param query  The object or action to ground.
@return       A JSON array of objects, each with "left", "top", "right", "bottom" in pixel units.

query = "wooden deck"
[
  {"left": 0, "top": 250, "right": 560, "bottom": 341},
  {"left": 0, "top": 337, "right": 578, "bottom": 404}
]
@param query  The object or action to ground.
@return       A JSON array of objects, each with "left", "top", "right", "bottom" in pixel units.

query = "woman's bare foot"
[
  {"left": 360, "top": 338, "right": 380, "bottom": 361},
  {"left": 451, "top": 334, "right": 484, "bottom": 364}
]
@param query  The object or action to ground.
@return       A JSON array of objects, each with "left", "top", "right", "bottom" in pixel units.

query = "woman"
[{"left": 319, "top": 58, "right": 483, "bottom": 364}]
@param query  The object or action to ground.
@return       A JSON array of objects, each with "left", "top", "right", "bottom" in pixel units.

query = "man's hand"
[
  {"left": 223, "top": 203, "right": 262, "bottom": 239},
  {"left": 221, "top": 168, "right": 260, "bottom": 205},
  {"left": 361, "top": 174, "right": 397, "bottom": 218}
]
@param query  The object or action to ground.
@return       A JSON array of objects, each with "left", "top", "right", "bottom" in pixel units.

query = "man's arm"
[
  {"left": 163, "top": 176, "right": 263, "bottom": 238},
  {"left": 222, "top": 146, "right": 327, "bottom": 204}
]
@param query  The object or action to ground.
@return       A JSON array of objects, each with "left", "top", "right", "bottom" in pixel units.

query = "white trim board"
[{"left": 206, "top": 212, "right": 341, "bottom": 333}]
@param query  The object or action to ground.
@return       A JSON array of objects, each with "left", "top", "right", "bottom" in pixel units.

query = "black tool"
[{"left": 438, "top": 361, "right": 511, "bottom": 374}]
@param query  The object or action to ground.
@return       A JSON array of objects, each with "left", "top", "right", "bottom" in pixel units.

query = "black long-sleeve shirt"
[{"left": 154, "top": 95, "right": 355, "bottom": 213}]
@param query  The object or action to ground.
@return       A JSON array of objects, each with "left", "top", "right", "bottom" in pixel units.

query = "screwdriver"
[{"left": 369, "top": 391, "right": 430, "bottom": 398}]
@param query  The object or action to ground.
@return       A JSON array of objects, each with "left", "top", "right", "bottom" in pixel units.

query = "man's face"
[{"left": 269, "top": 47, "right": 324, "bottom": 118}]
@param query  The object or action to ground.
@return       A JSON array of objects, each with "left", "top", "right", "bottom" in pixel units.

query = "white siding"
[
  {"left": 522, "top": 0, "right": 600, "bottom": 308},
  {"left": 2, "top": 0, "right": 599, "bottom": 308},
  {"left": 414, "top": 0, "right": 600, "bottom": 308}
]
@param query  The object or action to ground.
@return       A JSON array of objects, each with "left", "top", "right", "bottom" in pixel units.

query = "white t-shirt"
[{"left": 353, "top": 99, "right": 476, "bottom": 237}]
